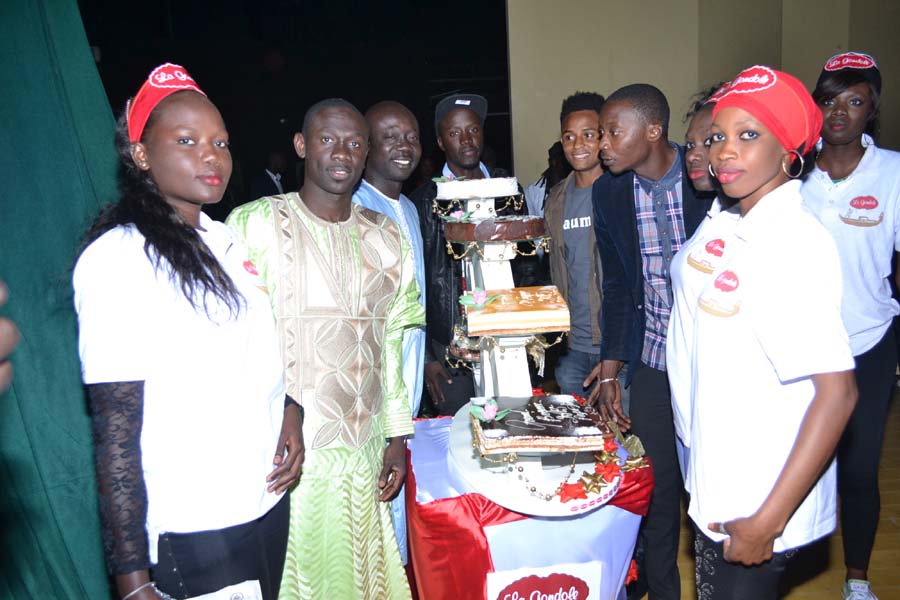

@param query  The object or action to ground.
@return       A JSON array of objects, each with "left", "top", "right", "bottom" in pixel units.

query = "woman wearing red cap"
[
  {"left": 801, "top": 52, "right": 896, "bottom": 600},
  {"left": 669, "top": 66, "right": 857, "bottom": 598},
  {"left": 74, "top": 64, "right": 302, "bottom": 600}
]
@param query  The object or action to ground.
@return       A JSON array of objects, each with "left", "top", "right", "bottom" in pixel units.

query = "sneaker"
[{"left": 843, "top": 579, "right": 879, "bottom": 600}]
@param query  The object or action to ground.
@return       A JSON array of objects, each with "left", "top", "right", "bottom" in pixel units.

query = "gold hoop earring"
[
  {"left": 782, "top": 151, "right": 805, "bottom": 179},
  {"left": 708, "top": 163, "right": 717, "bottom": 178}
]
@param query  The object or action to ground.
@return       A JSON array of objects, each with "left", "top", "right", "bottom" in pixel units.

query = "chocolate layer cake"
[
  {"left": 471, "top": 395, "right": 612, "bottom": 455},
  {"left": 444, "top": 215, "right": 547, "bottom": 242}
]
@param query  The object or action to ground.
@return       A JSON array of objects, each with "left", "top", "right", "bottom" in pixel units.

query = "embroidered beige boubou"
[{"left": 268, "top": 194, "right": 402, "bottom": 450}]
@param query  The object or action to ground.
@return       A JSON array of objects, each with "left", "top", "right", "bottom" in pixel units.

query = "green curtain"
[{"left": 0, "top": 0, "right": 117, "bottom": 597}]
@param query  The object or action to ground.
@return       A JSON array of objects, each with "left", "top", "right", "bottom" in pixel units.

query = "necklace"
[{"left": 480, "top": 451, "right": 581, "bottom": 501}]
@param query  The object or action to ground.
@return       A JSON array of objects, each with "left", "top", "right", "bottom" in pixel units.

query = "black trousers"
[
  {"left": 629, "top": 363, "right": 682, "bottom": 600},
  {"left": 839, "top": 326, "right": 897, "bottom": 570},
  {"left": 693, "top": 525, "right": 793, "bottom": 599},
  {"left": 153, "top": 493, "right": 290, "bottom": 600},
  {"left": 431, "top": 340, "right": 476, "bottom": 417}
]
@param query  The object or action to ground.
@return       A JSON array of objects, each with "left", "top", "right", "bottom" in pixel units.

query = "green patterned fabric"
[
  {"left": 281, "top": 436, "right": 411, "bottom": 600},
  {"left": 0, "top": 0, "right": 116, "bottom": 598}
]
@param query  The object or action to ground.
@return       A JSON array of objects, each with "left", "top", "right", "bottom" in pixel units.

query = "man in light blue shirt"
[{"left": 353, "top": 101, "right": 425, "bottom": 565}]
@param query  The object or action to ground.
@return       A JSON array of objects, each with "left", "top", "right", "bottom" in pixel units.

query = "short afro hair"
[
  {"left": 301, "top": 98, "right": 364, "bottom": 137},
  {"left": 559, "top": 92, "right": 606, "bottom": 126},
  {"left": 607, "top": 83, "right": 670, "bottom": 137}
]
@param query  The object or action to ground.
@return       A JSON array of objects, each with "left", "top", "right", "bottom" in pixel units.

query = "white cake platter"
[{"left": 447, "top": 402, "right": 621, "bottom": 517}]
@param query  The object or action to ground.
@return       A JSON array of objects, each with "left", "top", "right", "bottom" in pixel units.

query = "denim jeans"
[{"left": 554, "top": 347, "right": 631, "bottom": 412}]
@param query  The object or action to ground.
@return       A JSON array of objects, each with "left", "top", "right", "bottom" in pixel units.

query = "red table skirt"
[{"left": 405, "top": 420, "right": 653, "bottom": 600}]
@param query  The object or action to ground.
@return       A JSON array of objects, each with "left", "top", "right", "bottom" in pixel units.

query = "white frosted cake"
[
  {"left": 466, "top": 285, "right": 570, "bottom": 336},
  {"left": 436, "top": 176, "right": 519, "bottom": 200}
]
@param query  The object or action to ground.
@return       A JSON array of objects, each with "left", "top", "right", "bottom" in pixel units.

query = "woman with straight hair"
[{"left": 801, "top": 52, "right": 898, "bottom": 600}]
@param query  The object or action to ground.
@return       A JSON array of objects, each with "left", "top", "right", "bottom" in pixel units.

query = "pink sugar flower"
[{"left": 482, "top": 402, "right": 498, "bottom": 420}]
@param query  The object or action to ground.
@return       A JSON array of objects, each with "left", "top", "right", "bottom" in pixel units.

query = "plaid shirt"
[{"left": 633, "top": 146, "right": 687, "bottom": 370}]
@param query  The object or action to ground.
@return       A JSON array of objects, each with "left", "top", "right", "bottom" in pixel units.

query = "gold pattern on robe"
[{"left": 270, "top": 195, "right": 402, "bottom": 450}]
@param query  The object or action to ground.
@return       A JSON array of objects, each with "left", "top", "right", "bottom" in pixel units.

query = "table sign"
[{"left": 487, "top": 561, "right": 601, "bottom": 600}]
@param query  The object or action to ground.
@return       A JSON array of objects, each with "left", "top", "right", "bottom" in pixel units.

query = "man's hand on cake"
[
  {"left": 709, "top": 516, "right": 778, "bottom": 566},
  {"left": 584, "top": 360, "right": 631, "bottom": 430},
  {"left": 378, "top": 436, "right": 407, "bottom": 502},
  {"left": 424, "top": 360, "right": 452, "bottom": 406}
]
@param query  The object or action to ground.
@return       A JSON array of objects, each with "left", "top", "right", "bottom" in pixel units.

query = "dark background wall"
[{"left": 77, "top": 0, "right": 514, "bottom": 208}]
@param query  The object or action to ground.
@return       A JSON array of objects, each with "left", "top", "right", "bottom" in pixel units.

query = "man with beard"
[
  {"left": 410, "top": 94, "right": 536, "bottom": 416},
  {"left": 227, "top": 98, "right": 423, "bottom": 600},
  {"left": 352, "top": 100, "right": 425, "bottom": 566},
  {"left": 584, "top": 84, "right": 710, "bottom": 600}
]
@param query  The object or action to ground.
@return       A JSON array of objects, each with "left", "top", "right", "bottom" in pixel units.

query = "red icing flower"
[
  {"left": 558, "top": 482, "right": 588, "bottom": 503},
  {"left": 595, "top": 461, "right": 621, "bottom": 483},
  {"left": 572, "top": 393, "right": 587, "bottom": 405},
  {"left": 603, "top": 438, "right": 618, "bottom": 453},
  {"left": 532, "top": 387, "right": 546, "bottom": 396},
  {"left": 626, "top": 559, "right": 639, "bottom": 585},
  {"left": 243, "top": 260, "right": 259, "bottom": 276}
]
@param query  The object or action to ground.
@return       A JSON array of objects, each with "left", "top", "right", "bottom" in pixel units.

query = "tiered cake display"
[
  {"left": 436, "top": 176, "right": 564, "bottom": 397},
  {"left": 436, "top": 177, "right": 631, "bottom": 516}
]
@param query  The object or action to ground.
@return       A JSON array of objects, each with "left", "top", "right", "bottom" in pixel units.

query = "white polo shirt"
[
  {"left": 801, "top": 142, "right": 900, "bottom": 356},
  {"left": 667, "top": 197, "right": 739, "bottom": 450},
  {"left": 674, "top": 181, "right": 854, "bottom": 551},
  {"left": 74, "top": 214, "right": 285, "bottom": 563}
]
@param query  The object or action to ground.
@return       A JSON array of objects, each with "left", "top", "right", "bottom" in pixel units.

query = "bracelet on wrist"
[
  {"left": 598, "top": 377, "right": 618, "bottom": 385},
  {"left": 122, "top": 581, "right": 152, "bottom": 600}
]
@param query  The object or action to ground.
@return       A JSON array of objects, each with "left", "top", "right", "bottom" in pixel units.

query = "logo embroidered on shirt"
[
  {"left": 243, "top": 260, "right": 269, "bottom": 295},
  {"left": 840, "top": 196, "right": 883, "bottom": 227},
  {"left": 687, "top": 238, "right": 726, "bottom": 273},
  {"left": 699, "top": 270, "right": 741, "bottom": 317}
]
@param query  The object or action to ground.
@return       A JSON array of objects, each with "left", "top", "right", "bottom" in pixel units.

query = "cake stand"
[{"left": 439, "top": 191, "right": 557, "bottom": 397}]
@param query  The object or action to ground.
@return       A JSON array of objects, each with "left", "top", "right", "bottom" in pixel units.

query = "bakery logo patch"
[
  {"left": 699, "top": 270, "right": 741, "bottom": 317},
  {"left": 712, "top": 66, "right": 776, "bottom": 100},
  {"left": 686, "top": 238, "right": 725, "bottom": 273},
  {"left": 243, "top": 259, "right": 269, "bottom": 294},
  {"left": 840, "top": 195, "right": 883, "bottom": 227},
  {"left": 497, "top": 573, "right": 589, "bottom": 600},
  {"left": 148, "top": 63, "right": 202, "bottom": 92},
  {"left": 824, "top": 52, "right": 877, "bottom": 72}
]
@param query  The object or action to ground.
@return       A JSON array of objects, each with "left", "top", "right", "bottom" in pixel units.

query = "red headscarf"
[
  {"left": 126, "top": 63, "right": 206, "bottom": 143},
  {"left": 711, "top": 66, "right": 821, "bottom": 160}
]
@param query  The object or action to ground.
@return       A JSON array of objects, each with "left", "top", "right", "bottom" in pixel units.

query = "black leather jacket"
[{"left": 409, "top": 168, "right": 545, "bottom": 363}]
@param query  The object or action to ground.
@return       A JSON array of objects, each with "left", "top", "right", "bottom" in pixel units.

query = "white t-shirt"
[
  {"left": 74, "top": 214, "right": 285, "bottom": 563},
  {"left": 672, "top": 181, "right": 854, "bottom": 552},
  {"left": 667, "top": 197, "right": 738, "bottom": 449},
  {"left": 801, "top": 143, "right": 900, "bottom": 355}
]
